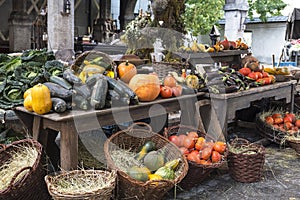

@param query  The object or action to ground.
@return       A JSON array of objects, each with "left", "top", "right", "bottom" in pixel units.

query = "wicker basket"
[
  {"left": 165, "top": 125, "right": 228, "bottom": 190},
  {"left": 45, "top": 170, "right": 117, "bottom": 200},
  {"left": 0, "top": 139, "right": 51, "bottom": 200},
  {"left": 227, "top": 138, "right": 265, "bottom": 183},
  {"left": 104, "top": 122, "right": 188, "bottom": 200},
  {"left": 152, "top": 61, "right": 188, "bottom": 80},
  {"left": 287, "top": 139, "right": 300, "bottom": 155},
  {"left": 255, "top": 113, "right": 287, "bottom": 145},
  {"left": 71, "top": 50, "right": 116, "bottom": 77}
]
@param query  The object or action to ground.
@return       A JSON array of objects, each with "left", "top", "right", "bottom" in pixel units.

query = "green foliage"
[
  {"left": 184, "top": 0, "right": 225, "bottom": 36},
  {"left": 184, "top": 0, "right": 287, "bottom": 36},
  {"left": 248, "top": 0, "right": 287, "bottom": 22}
]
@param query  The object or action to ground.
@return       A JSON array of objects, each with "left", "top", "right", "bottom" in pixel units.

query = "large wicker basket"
[
  {"left": 227, "top": 138, "right": 265, "bottom": 183},
  {"left": 71, "top": 50, "right": 116, "bottom": 78},
  {"left": 45, "top": 169, "right": 117, "bottom": 200},
  {"left": 104, "top": 122, "right": 189, "bottom": 200},
  {"left": 255, "top": 113, "right": 287, "bottom": 145},
  {"left": 0, "top": 139, "right": 51, "bottom": 200},
  {"left": 165, "top": 125, "right": 228, "bottom": 190}
]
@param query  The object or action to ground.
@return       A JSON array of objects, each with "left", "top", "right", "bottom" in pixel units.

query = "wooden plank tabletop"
[
  {"left": 206, "top": 80, "right": 297, "bottom": 100},
  {"left": 15, "top": 92, "right": 206, "bottom": 124}
]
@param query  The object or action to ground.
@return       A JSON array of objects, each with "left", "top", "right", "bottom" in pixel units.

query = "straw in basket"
[
  {"left": 165, "top": 125, "right": 228, "bottom": 190},
  {"left": 104, "top": 122, "right": 189, "bottom": 200},
  {"left": 45, "top": 169, "right": 117, "bottom": 200},
  {"left": 227, "top": 138, "right": 265, "bottom": 183},
  {"left": 0, "top": 139, "right": 51, "bottom": 200}
]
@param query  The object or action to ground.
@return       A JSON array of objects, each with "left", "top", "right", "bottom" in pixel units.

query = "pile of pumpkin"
[
  {"left": 110, "top": 141, "right": 182, "bottom": 182},
  {"left": 263, "top": 112, "right": 300, "bottom": 135},
  {"left": 168, "top": 131, "right": 227, "bottom": 165}
]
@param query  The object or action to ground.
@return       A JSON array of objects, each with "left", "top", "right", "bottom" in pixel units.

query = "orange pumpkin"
[
  {"left": 118, "top": 60, "right": 137, "bottom": 83},
  {"left": 128, "top": 74, "right": 160, "bottom": 101}
]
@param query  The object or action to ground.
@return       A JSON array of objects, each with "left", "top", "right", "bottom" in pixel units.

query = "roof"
[{"left": 219, "top": 16, "right": 289, "bottom": 25}]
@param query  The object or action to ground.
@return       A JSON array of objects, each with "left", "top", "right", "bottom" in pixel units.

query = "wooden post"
[{"left": 47, "top": 0, "right": 74, "bottom": 58}]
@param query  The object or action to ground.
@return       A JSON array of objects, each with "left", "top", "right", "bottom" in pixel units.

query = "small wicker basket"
[
  {"left": 165, "top": 125, "right": 228, "bottom": 189},
  {"left": 45, "top": 169, "right": 117, "bottom": 200},
  {"left": 104, "top": 122, "right": 188, "bottom": 200},
  {"left": 152, "top": 61, "right": 188, "bottom": 80},
  {"left": 0, "top": 139, "right": 51, "bottom": 200},
  {"left": 227, "top": 138, "right": 265, "bottom": 183}
]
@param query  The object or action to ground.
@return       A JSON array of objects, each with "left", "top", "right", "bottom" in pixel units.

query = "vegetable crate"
[
  {"left": 165, "top": 125, "right": 228, "bottom": 190},
  {"left": 104, "top": 122, "right": 188, "bottom": 200},
  {"left": 227, "top": 138, "right": 265, "bottom": 183},
  {"left": 0, "top": 139, "right": 51, "bottom": 200}
]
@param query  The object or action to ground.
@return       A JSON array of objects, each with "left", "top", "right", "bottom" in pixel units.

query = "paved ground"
[{"left": 165, "top": 125, "right": 300, "bottom": 200}]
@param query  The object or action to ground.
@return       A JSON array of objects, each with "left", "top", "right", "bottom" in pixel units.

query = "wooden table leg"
[{"left": 59, "top": 122, "right": 78, "bottom": 170}]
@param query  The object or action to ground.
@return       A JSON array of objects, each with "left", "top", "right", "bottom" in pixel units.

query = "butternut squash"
[{"left": 31, "top": 83, "right": 52, "bottom": 115}]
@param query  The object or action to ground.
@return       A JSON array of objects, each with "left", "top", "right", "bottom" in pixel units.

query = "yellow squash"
[
  {"left": 31, "top": 83, "right": 52, "bottom": 115},
  {"left": 23, "top": 94, "right": 33, "bottom": 112}
]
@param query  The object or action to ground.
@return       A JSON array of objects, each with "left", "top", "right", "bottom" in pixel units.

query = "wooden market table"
[
  {"left": 174, "top": 50, "right": 249, "bottom": 66},
  {"left": 14, "top": 92, "right": 205, "bottom": 170},
  {"left": 199, "top": 80, "right": 297, "bottom": 138}
]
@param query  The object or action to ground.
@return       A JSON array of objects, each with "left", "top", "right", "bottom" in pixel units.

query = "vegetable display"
[{"left": 0, "top": 49, "right": 60, "bottom": 109}]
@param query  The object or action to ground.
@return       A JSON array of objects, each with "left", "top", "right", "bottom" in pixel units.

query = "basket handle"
[
  {"left": 128, "top": 122, "right": 152, "bottom": 132},
  {"left": 6, "top": 166, "right": 33, "bottom": 191},
  {"left": 230, "top": 138, "right": 250, "bottom": 147}
]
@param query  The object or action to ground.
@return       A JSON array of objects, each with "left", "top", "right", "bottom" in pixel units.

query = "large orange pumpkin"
[
  {"left": 128, "top": 74, "right": 160, "bottom": 101},
  {"left": 117, "top": 60, "right": 137, "bottom": 83}
]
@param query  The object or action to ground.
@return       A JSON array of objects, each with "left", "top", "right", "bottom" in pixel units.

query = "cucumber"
[
  {"left": 90, "top": 78, "right": 108, "bottom": 110},
  {"left": 73, "top": 84, "right": 91, "bottom": 99},
  {"left": 43, "top": 82, "right": 73, "bottom": 101},
  {"left": 63, "top": 69, "right": 82, "bottom": 85},
  {"left": 72, "top": 94, "right": 89, "bottom": 110},
  {"left": 49, "top": 75, "right": 73, "bottom": 90},
  {"left": 51, "top": 97, "right": 67, "bottom": 113}
]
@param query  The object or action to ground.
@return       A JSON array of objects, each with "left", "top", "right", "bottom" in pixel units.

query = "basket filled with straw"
[
  {"left": 104, "top": 122, "right": 188, "bottom": 200},
  {"left": 45, "top": 169, "right": 117, "bottom": 200},
  {"left": 227, "top": 138, "right": 265, "bottom": 183},
  {"left": 0, "top": 139, "right": 50, "bottom": 200}
]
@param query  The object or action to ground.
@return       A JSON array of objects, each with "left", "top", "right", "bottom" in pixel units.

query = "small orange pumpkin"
[{"left": 118, "top": 60, "right": 137, "bottom": 83}]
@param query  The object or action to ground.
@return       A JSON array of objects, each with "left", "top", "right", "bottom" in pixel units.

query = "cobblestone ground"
[{"left": 165, "top": 126, "right": 300, "bottom": 200}]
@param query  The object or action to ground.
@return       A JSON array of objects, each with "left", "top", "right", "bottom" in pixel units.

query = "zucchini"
[
  {"left": 63, "top": 69, "right": 82, "bottom": 85},
  {"left": 51, "top": 97, "right": 67, "bottom": 113},
  {"left": 43, "top": 82, "right": 73, "bottom": 101},
  {"left": 49, "top": 75, "right": 72, "bottom": 90},
  {"left": 85, "top": 74, "right": 104, "bottom": 88},
  {"left": 104, "top": 76, "right": 138, "bottom": 102},
  {"left": 90, "top": 78, "right": 108, "bottom": 110},
  {"left": 106, "top": 89, "right": 120, "bottom": 101},
  {"left": 73, "top": 84, "right": 91, "bottom": 99},
  {"left": 72, "top": 94, "right": 89, "bottom": 110}
]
